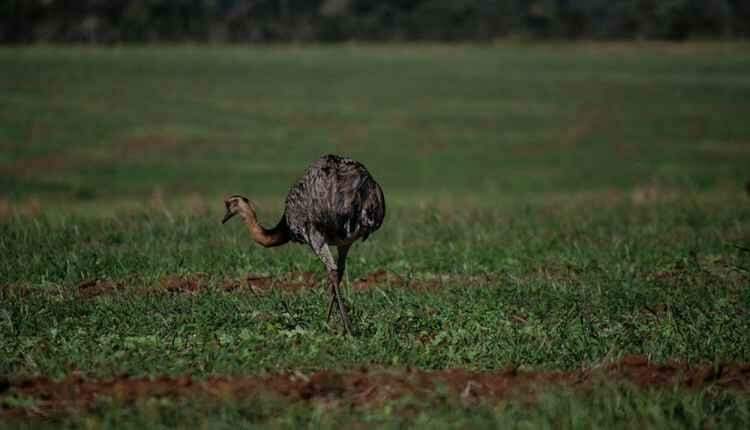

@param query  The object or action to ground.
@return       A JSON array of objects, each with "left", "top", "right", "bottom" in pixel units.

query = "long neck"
[{"left": 239, "top": 206, "right": 290, "bottom": 248}]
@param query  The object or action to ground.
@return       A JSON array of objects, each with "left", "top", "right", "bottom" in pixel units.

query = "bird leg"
[
  {"left": 327, "top": 245, "right": 350, "bottom": 323},
  {"left": 326, "top": 283, "right": 336, "bottom": 323},
  {"left": 328, "top": 269, "right": 353, "bottom": 335},
  {"left": 308, "top": 233, "right": 352, "bottom": 335}
]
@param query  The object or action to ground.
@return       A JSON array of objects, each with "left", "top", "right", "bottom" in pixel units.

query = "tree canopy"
[{"left": 1, "top": 0, "right": 748, "bottom": 43}]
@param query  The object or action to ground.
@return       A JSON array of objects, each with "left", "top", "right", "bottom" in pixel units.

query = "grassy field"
[{"left": 1, "top": 43, "right": 750, "bottom": 427}]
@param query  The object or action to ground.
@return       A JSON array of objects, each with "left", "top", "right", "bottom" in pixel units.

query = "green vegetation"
[
  {"left": 1, "top": 44, "right": 749, "bottom": 427},
  {"left": 2, "top": 203, "right": 749, "bottom": 377},
  {"left": 3, "top": 385, "right": 750, "bottom": 429}
]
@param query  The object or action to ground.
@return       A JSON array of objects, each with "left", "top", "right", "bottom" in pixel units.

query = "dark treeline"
[{"left": 2, "top": 0, "right": 749, "bottom": 44}]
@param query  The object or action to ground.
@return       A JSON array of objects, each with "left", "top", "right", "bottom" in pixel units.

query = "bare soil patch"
[
  {"left": 3, "top": 356, "right": 749, "bottom": 418},
  {"left": 222, "top": 271, "right": 319, "bottom": 293},
  {"left": 76, "top": 279, "right": 124, "bottom": 299},
  {"left": 5, "top": 271, "right": 423, "bottom": 301},
  {"left": 222, "top": 270, "right": 452, "bottom": 294},
  {"left": 6, "top": 271, "right": 509, "bottom": 300},
  {"left": 351, "top": 270, "right": 481, "bottom": 291},
  {"left": 13, "top": 263, "right": 748, "bottom": 300},
  {"left": 160, "top": 274, "right": 210, "bottom": 295}
]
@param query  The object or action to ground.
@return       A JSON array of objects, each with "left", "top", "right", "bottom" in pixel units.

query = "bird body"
[
  {"left": 283, "top": 154, "right": 385, "bottom": 247},
  {"left": 222, "top": 154, "right": 385, "bottom": 334}
]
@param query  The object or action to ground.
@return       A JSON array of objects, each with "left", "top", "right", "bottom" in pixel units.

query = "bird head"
[{"left": 222, "top": 195, "right": 251, "bottom": 224}]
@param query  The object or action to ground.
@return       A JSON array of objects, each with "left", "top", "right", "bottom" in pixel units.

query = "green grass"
[
  {"left": 1, "top": 203, "right": 749, "bottom": 377},
  {"left": 2, "top": 385, "right": 749, "bottom": 429},
  {"left": 1, "top": 44, "right": 749, "bottom": 204},
  {"left": 1, "top": 43, "right": 750, "bottom": 427}
]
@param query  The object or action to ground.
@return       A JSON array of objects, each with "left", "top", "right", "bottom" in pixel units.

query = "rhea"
[{"left": 222, "top": 154, "right": 385, "bottom": 334}]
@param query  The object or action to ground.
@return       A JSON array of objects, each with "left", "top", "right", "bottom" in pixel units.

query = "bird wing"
[
  {"left": 328, "top": 158, "right": 386, "bottom": 241},
  {"left": 359, "top": 176, "right": 385, "bottom": 241},
  {"left": 284, "top": 155, "right": 385, "bottom": 244}
]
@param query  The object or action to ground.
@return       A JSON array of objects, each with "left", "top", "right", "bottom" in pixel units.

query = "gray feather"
[{"left": 283, "top": 154, "right": 385, "bottom": 247}]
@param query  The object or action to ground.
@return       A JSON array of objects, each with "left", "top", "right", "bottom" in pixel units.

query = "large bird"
[{"left": 222, "top": 154, "right": 386, "bottom": 334}]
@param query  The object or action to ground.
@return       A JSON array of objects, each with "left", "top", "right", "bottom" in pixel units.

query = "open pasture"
[{"left": 1, "top": 44, "right": 750, "bottom": 427}]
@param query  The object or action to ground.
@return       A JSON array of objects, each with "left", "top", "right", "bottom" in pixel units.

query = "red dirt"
[
  {"left": 351, "top": 270, "right": 454, "bottom": 291},
  {"left": 607, "top": 355, "right": 750, "bottom": 391},
  {"left": 222, "top": 272, "right": 319, "bottom": 293},
  {"left": 0, "top": 269, "right": 607, "bottom": 303},
  {"left": 3, "top": 356, "right": 750, "bottom": 418},
  {"left": 352, "top": 269, "right": 404, "bottom": 290},
  {"left": 160, "top": 274, "right": 210, "bottom": 294},
  {"left": 160, "top": 272, "right": 318, "bottom": 295},
  {"left": 4, "top": 271, "right": 493, "bottom": 300},
  {"left": 11, "top": 266, "right": 747, "bottom": 301},
  {"left": 221, "top": 270, "right": 446, "bottom": 294},
  {"left": 77, "top": 279, "right": 124, "bottom": 298}
]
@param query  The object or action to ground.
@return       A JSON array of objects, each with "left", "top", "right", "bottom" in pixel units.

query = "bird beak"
[{"left": 222, "top": 209, "right": 236, "bottom": 224}]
